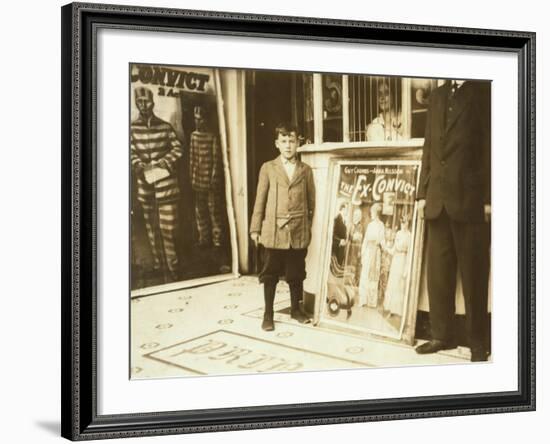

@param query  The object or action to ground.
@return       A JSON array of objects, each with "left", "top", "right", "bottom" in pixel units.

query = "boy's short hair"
[{"left": 274, "top": 122, "right": 298, "bottom": 139}]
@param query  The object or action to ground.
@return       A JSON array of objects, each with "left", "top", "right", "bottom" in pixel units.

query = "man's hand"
[
  {"left": 339, "top": 239, "right": 346, "bottom": 247},
  {"left": 157, "top": 159, "right": 169, "bottom": 170},
  {"left": 250, "top": 232, "right": 260, "bottom": 246},
  {"left": 484, "top": 204, "right": 491, "bottom": 223},
  {"left": 134, "top": 162, "right": 146, "bottom": 179},
  {"left": 418, "top": 199, "right": 426, "bottom": 219}
]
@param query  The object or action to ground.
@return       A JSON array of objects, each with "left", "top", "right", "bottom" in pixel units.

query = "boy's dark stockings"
[
  {"left": 289, "top": 280, "right": 310, "bottom": 324},
  {"left": 262, "top": 281, "right": 276, "bottom": 331}
]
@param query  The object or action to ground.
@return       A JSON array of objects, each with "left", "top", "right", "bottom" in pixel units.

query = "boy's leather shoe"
[
  {"left": 261, "top": 314, "right": 275, "bottom": 331},
  {"left": 290, "top": 310, "right": 311, "bottom": 324}
]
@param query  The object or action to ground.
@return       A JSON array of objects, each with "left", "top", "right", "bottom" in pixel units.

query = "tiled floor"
[{"left": 131, "top": 276, "right": 473, "bottom": 380}]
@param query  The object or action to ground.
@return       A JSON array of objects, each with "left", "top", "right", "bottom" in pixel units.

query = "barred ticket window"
[
  {"left": 410, "top": 78, "right": 440, "bottom": 138},
  {"left": 296, "top": 73, "right": 442, "bottom": 145},
  {"left": 292, "top": 73, "right": 315, "bottom": 145},
  {"left": 348, "top": 75, "right": 403, "bottom": 142},
  {"left": 322, "top": 74, "right": 344, "bottom": 142}
]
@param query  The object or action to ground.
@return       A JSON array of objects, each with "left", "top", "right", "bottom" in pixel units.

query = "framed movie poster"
[
  {"left": 130, "top": 64, "right": 238, "bottom": 297},
  {"left": 318, "top": 159, "right": 423, "bottom": 344},
  {"left": 61, "top": 2, "right": 535, "bottom": 441}
]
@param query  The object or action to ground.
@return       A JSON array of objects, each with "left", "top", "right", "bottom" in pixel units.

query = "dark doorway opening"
[{"left": 246, "top": 70, "right": 295, "bottom": 273}]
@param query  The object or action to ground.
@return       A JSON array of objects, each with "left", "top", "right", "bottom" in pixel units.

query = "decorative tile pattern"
[
  {"left": 145, "top": 330, "right": 371, "bottom": 375},
  {"left": 155, "top": 323, "right": 173, "bottom": 330},
  {"left": 131, "top": 276, "right": 468, "bottom": 379},
  {"left": 346, "top": 346, "right": 364, "bottom": 354}
]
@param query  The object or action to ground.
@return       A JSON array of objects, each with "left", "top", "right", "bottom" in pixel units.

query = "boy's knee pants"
[{"left": 259, "top": 248, "right": 307, "bottom": 285}]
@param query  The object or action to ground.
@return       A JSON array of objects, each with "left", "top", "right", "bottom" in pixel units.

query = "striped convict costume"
[
  {"left": 189, "top": 129, "right": 224, "bottom": 247},
  {"left": 131, "top": 90, "right": 183, "bottom": 276}
]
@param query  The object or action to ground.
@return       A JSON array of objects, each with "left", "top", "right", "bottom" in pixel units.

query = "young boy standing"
[{"left": 250, "top": 124, "right": 316, "bottom": 331}]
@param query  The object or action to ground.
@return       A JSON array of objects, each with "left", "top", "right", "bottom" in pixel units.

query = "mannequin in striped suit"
[
  {"left": 131, "top": 87, "right": 183, "bottom": 280},
  {"left": 189, "top": 105, "right": 224, "bottom": 248}
]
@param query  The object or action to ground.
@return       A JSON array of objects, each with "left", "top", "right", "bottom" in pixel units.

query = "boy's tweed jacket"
[{"left": 250, "top": 157, "right": 315, "bottom": 249}]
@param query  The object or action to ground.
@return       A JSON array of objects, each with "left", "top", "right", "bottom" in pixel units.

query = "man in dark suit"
[
  {"left": 415, "top": 79, "right": 491, "bottom": 362},
  {"left": 332, "top": 201, "right": 349, "bottom": 267}
]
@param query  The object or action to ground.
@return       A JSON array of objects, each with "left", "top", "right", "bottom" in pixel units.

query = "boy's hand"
[{"left": 250, "top": 232, "right": 260, "bottom": 246}]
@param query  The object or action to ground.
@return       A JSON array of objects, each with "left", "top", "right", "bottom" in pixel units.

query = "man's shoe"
[
  {"left": 290, "top": 310, "right": 311, "bottom": 324},
  {"left": 471, "top": 348, "right": 489, "bottom": 362},
  {"left": 415, "top": 339, "right": 456, "bottom": 355},
  {"left": 261, "top": 315, "right": 274, "bottom": 331}
]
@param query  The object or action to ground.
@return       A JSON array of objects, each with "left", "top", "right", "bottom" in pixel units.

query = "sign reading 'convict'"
[{"left": 131, "top": 64, "right": 213, "bottom": 97}]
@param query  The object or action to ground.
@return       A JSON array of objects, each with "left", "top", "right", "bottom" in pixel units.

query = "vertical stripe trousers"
[
  {"left": 194, "top": 190, "right": 224, "bottom": 247},
  {"left": 141, "top": 200, "right": 179, "bottom": 275}
]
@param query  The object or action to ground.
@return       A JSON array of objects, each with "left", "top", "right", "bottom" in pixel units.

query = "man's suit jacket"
[
  {"left": 250, "top": 156, "right": 315, "bottom": 249},
  {"left": 332, "top": 213, "right": 347, "bottom": 265},
  {"left": 417, "top": 81, "right": 491, "bottom": 222}
]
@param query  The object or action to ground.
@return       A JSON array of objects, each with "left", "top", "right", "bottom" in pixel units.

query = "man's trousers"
[
  {"left": 426, "top": 208, "right": 490, "bottom": 352},
  {"left": 140, "top": 200, "right": 179, "bottom": 276},
  {"left": 194, "top": 190, "right": 224, "bottom": 247}
]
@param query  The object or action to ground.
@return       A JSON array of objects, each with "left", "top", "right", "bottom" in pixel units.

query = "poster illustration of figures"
[
  {"left": 320, "top": 160, "right": 422, "bottom": 340},
  {"left": 130, "top": 64, "right": 238, "bottom": 296}
]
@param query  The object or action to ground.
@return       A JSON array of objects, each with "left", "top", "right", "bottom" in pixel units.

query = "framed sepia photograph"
[{"left": 61, "top": 2, "right": 535, "bottom": 440}]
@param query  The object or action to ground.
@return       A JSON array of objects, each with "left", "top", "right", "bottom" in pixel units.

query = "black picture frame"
[{"left": 61, "top": 2, "right": 536, "bottom": 440}]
